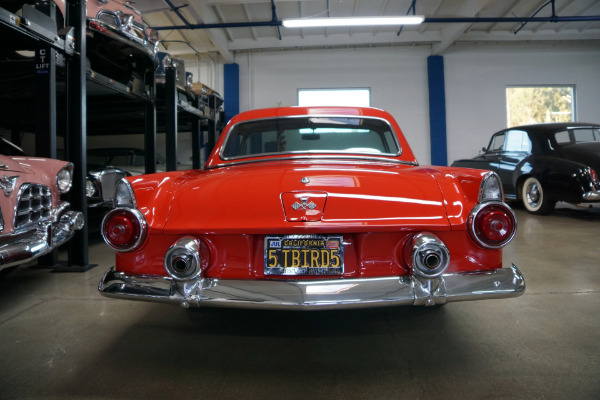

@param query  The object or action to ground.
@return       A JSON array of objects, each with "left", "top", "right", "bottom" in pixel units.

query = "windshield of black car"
[
  {"left": 221, "top": 116, "right": 400, "bottom": 159},
  {"left": 553, "top": 127, "right": 600, "bottom": 146}
]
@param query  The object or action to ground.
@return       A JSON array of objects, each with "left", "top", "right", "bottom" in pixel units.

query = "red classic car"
[
  {"left": 0, "top": 138, "right": 83, "bottom": 271},
  {"left": 99, "top": 107, "right": 525, "bottom": 309}
]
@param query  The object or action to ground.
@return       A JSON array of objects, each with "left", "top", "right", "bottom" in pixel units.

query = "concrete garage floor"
[{"left": 1, "top": 205, "right": 599, "bottom": 400}]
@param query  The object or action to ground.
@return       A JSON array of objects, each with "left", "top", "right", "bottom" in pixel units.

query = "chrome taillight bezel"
[
  {"left": 468, "top": 201, "right": 517, "bottom": 249},
  {"left": 101, "top": 207, "right": 147, "bottom": 252}
]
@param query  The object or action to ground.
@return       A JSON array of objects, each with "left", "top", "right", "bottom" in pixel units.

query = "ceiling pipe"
[
  {"left": 397, "top": 0, "right": 418, "bottom": 36},
  {"left": 514, "top": 0, "right": 555, "bottom": 35},
  {"left": 163, "top": 0, "right": 193, "bottom": 28},
  {"left": 151, "top": 16, "right": 600, "bottom": 31},
  {"left": 271, "top": 0, "right": 282, "bottom": 40}
]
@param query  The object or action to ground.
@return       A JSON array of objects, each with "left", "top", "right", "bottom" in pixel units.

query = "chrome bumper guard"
[
  {"left": 0, "top": 206, "right": 84, "bottom": 269},
  {"left": 582, "top": 189, "right": 600, "bottom": 201},
  {"left": 98, "top": 265, "right": 525, "bottom": 310},
  {"left": 87, "top": 19, "right": 157, "bottom": 63}
]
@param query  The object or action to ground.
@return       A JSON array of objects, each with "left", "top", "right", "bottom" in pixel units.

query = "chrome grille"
[
  {"left": 99, "top": 170, "right": 128, "bottom": 202},
  {"left": 15, "top": 184, "right": 52, "bottom": 228}
]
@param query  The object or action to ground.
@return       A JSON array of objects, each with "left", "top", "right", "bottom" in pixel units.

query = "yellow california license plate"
[{"left": 264, "top": 235, "right": 343, "bottom": 276}]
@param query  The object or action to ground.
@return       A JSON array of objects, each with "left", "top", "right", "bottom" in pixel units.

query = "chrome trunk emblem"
[
  {"left": 292, "top": 197, "right": 317, "bottom": 211},
  {"left": 301, "top": 177, "right": 310, "bottom": 184}
]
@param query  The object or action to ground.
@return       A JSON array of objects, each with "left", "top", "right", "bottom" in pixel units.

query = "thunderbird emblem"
[
  {"left": 292, "top": 197, "right": 317, "bottom": 211},
  {"left": 0, "top": 175, "right": 18, "bottom": 196}
]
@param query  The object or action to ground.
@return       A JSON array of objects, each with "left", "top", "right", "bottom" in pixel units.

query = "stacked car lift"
[{"left": 0, "top": 1, "right": 222, "bottom": 270}]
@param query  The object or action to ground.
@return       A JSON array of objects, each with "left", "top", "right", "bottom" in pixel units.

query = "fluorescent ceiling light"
[{"left": 282, "top": 16, "right": 424, "bottom": 28}]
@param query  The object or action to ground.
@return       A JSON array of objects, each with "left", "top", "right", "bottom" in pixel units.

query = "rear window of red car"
[{"left": 221, "top": 116, "right": 401, "bottom": 159}]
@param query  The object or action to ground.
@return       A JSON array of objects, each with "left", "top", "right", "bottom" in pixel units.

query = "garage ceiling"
[{"left": 137, "top": 0, "right": 600, "bottom": 62}]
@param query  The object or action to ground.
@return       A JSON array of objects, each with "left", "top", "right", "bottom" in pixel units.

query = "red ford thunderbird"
[{"left": 98, "top": 107, "right": 525, "bottom": 309}]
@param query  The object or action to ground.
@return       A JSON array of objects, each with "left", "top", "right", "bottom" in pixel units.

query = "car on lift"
[
  {"left": 98, "top": 106, "right": 525, "bottom": 310},
  {"left": 2, "top": 0, "right": 158, "bottom": 88},
  {"left": 0, "top": 136, "right": 83, "bottom": 272},
  {"left": 451, "top": 123, "right": 600, "bottom": 214},
  {"left": 155, "top": 52, "right": 195, "bottom": 99}
]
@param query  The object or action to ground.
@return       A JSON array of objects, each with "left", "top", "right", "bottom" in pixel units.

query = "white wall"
[
  {"left": 444, "top": 42, "right": 600, "bottom": 164},
  {"left": 235, "top": 46, "right": 432, "bottom": 163},
  {"left": 180, "top": 53, "right": 224, "bottom": 95},
  {"left": 234, "top": 42, "right": 600, "bottom": 165}
]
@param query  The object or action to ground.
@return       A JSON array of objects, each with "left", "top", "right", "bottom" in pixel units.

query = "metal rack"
[{"left": 0, "top": 1, "right": 222, "bottom": 270}]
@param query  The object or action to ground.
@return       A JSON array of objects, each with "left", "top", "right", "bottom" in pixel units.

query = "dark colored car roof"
[{"left": 506, "top": 122, "right": 600, "bottom": 136}]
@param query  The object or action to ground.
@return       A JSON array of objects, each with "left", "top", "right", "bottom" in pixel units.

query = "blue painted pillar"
[
  {"left": 224, "top": 63, "right": 240, "bottom": 124},
  {"left": 427, "top": 55, "right": 448, "bottom": 166}
]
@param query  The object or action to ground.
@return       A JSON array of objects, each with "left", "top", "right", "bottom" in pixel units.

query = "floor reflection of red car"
[
  {"left": 0, "top": 138, "right": 83, "bottom": 272},
  {"left": 99, "top": 107, "right": 525, "bottom": 310}
]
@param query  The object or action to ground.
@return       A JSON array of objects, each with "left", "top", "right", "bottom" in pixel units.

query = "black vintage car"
[{"left": 452, "top": 123, "right": 600, "bottom": 214}]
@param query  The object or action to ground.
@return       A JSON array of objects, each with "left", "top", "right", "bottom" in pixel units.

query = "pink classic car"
[
  {"left": 99, "top": 106, "right": 525, "bottom": 310},
  {"left": 0, "top": 138, "right": 83, "bottom": 271}
]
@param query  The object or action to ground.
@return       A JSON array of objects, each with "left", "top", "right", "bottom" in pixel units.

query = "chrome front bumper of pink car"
[
  {"left": 98, "top": 265, "right": 525, "bottom": 310},
  {"left": 0, "top": 205, "right": 84, "bottom": 269}
]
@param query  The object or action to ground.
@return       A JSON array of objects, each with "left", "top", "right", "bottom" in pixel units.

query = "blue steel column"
[
  {"left": 224, "top": 63, "right": 239, "bottom": 124},
  {"left": 427, "top": 55, "right": 448, "bottom": 166}
]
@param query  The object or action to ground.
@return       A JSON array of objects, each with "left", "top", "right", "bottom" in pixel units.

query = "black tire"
[{"left": 521, "top": 176, "right": 555, "bottom": 214}]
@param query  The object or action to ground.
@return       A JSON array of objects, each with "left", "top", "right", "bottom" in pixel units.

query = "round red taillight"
[
  {"left": 101, "top": 208, "right": 147, "bottom": 252},
  {"left": 468, "top": 203, "right": 517, "bottom": 249}
]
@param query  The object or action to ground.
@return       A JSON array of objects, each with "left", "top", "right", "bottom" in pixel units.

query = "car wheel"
[{"left": 521, "top": 177, "right": 555, "bottom": 214}]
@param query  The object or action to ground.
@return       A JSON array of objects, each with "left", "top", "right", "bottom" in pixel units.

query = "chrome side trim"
[{"left": 98, "top": 265, "right": 525, "bottom": 310}]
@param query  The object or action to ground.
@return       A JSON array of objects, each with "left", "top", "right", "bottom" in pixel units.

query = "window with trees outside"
[{"left": 506, "top": 86, "right": 575, "bottom": 127}]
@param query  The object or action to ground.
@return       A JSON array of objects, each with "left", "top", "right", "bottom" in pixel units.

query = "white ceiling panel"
[{"left": 135, "top": 0, "right": 600, "bottom": 60}]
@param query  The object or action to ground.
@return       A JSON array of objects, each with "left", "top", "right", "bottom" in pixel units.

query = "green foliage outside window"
[{"left": 506, "top": 86, "right": 574, "bottom": 127}]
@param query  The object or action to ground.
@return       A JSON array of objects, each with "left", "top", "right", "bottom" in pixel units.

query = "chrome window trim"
[
  {"left": 206, "top": 155, "right": 419, "bottom": 170},
  {"left": 219, "top": 114, "right": 404, "bottom": 162}
]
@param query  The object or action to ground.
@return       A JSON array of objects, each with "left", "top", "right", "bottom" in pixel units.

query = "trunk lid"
[{"left": 162, "top": 160, "right": 450, "bottom": 233}]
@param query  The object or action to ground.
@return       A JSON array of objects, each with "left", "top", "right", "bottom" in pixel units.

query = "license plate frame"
[{"left": 264, "top": 234, "right": 344, "bottom": 276}]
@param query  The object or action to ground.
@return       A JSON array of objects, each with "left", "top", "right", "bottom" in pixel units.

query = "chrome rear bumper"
[{"left": 98, "top": 265, "right": 525, "bottom": 310}]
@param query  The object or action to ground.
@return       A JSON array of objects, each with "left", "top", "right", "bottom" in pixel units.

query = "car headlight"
[
  {"left": 478, "top": 172, "right": 503, "bottom": 202},
  {"left": 162, "top": 54, "right": 172, "bottom": 69},
  {"left": 114, "top": 178, "right": 136, "bottom": 208},
  {"left": 56, "top": 163, "right": 74, "bottom": 193},
  {"left": 85, "top": 178, "right": 97, "bottom": 198}
]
